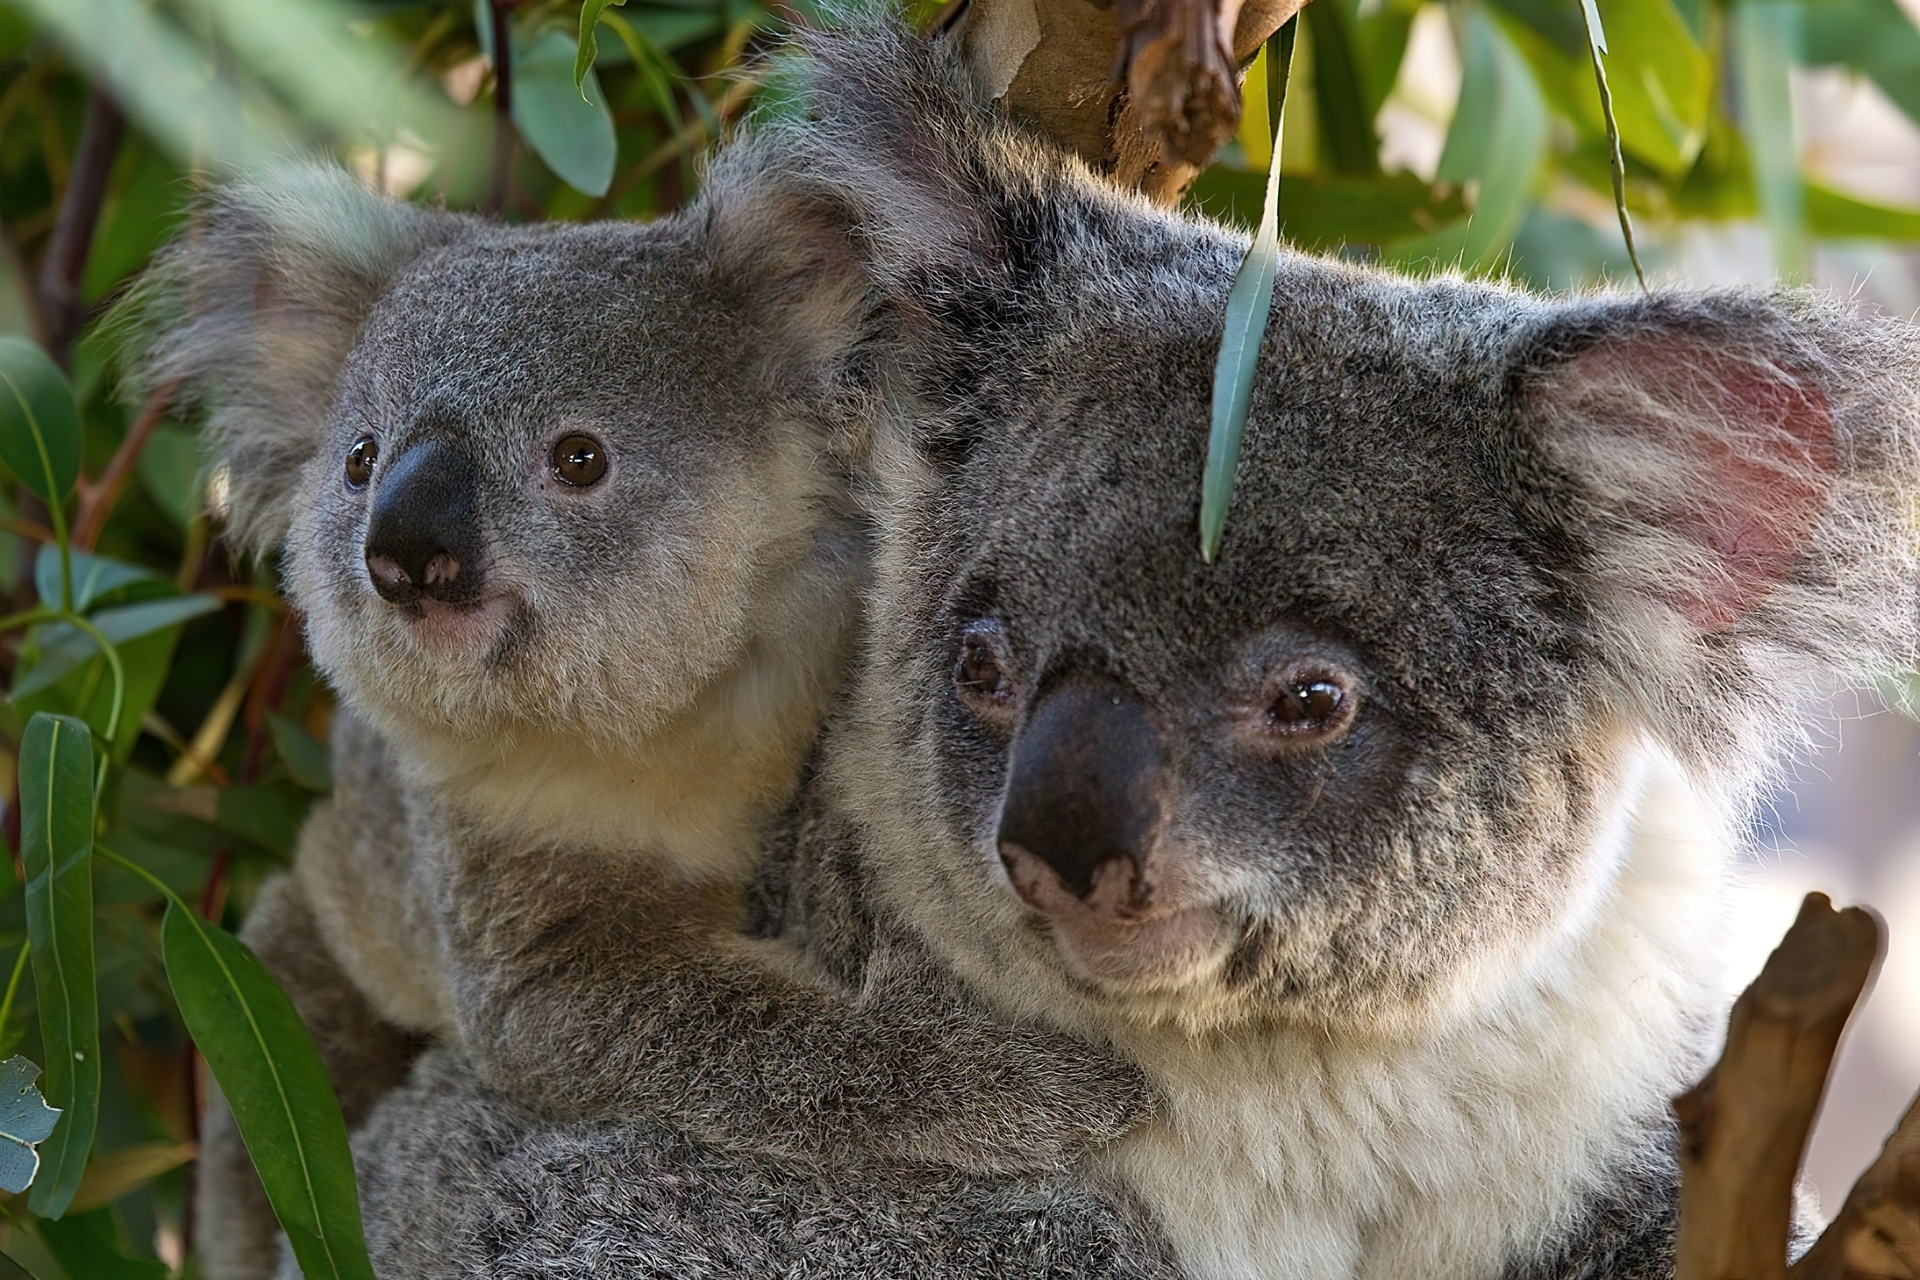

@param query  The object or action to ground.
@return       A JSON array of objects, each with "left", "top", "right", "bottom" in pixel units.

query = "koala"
[
  {"left": 131, "top": 139, "right": 1156, "bottom": 1277},
  {"left": 326, "top": 16, "right": 1920, "bottom": 1280}
]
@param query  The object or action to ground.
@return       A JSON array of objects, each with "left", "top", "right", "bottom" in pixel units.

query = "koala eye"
[
  {"left": 551, "top": 434, "right": 608, "bottom": 487},
  {"left": 1251, "top": 664, "right": 1357, "bottom": 747},
  {"left": 954, "top": 621, "right": 1018, "bottom": 720},
  {"left": 344, "top": 436, "right": 378, "bottom": 489}
]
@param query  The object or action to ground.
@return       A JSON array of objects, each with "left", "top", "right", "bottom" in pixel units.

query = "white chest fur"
[{"left": 1098, "top": 761, "right": 1731, "bottom": 1280}]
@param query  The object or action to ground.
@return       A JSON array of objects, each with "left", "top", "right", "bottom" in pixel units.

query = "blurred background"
[{"left": 0, "top": 0, "right": 1917, "bottom": 1265}]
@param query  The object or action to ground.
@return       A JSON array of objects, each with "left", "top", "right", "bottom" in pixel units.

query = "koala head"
[
  {"left": 133, "top": 154, "right": 874, "bottom": 830},
  {"left": 793, "top": 25, "right": 1920, "bottom": 1036}
]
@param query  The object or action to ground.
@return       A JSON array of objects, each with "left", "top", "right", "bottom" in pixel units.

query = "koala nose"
[
  {"left": 363, "top": 439, "right": 486, "bottom": 606},
  {"left": 997, "top": 680, "right": 1166, "bottom": 911}
]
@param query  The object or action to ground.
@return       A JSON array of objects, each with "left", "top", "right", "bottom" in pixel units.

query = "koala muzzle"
[
  {"left": 997, "top": 680, "right": 1166, "bottom": 917},
  {"left": 364, "top": 440, "right": 487, "bottom": 606}
]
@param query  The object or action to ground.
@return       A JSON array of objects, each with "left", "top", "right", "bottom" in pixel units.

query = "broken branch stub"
[
  {"left": 953, "top": 0, "right": 1309, "bottom": 203},
  {"left": 1674, "top": 892, "right": 1882, "bottom": 1280},
  {"left": 1790, "top": 1090, "right": 1920, "bottom": 1279}
]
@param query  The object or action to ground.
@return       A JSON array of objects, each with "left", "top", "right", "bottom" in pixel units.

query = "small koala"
[
  {"left": 132, "top": 135, "right": 1154, "bottom": 1276},
  {"left": 331, "top": 17, "right": 1920, "bottom": 1279}
]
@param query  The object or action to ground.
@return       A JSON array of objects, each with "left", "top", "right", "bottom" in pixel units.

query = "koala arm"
[{"left": 430, "top": 827, "right": 1153, "bottom": 1175}]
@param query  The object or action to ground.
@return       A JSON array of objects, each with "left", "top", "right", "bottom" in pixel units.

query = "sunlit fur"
[
  {"left": 135, "top": 161, "right": 873, "bottom": 876},
  {"left": 766, "top": 18, "right": 1920, "bottom": 1278}
]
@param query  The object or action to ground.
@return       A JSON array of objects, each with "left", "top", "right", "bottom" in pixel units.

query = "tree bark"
[
  {"left": 949, "top": 0, "right": 1307, "bottom": 203},
  {"left": 1673, "top": 891, "right": 1920, "bottom": 1280}
]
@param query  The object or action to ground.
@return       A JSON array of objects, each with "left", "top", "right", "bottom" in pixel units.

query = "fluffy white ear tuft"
[
  {"left": 124, "top": 162, "right": 465, "bottom": 557},
  {"left": 1533, "top": 332, "right": 1836, "bottom": 633},
  {"left": 1515, "top": 291, "right": 1920, "bottom": 794}
]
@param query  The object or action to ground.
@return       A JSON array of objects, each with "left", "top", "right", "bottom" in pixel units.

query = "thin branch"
[
  {"left": 1673, "top": 892, "right": 1882, "bottom": 1280},
  {"left": 73, "top": 381, "right": 176, "bottom": 552},
  {"left": 35, "top": 88, "right": 125, "bottom": 368},
  {"left": 1790, "top": 1091, "right": 1920, "bottom": 1277},
  {"left": 485, "top": 0, "right": 518, "bottom": 218}
]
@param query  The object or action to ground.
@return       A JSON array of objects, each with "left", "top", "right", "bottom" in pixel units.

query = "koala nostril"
[
  {"left": 365, "top": 553, "right": 419, "bottom": 604},
  {"left": 421, "top": 553, "right": 461, "bottom": 587}
]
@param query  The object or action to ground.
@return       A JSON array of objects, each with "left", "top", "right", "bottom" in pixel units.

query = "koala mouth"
[
  {"left": 998, "top": 842, "right": 1231, "bottom": 993},
  {"left": 401, "top": 594, "right": 518, "bottom": 656}
]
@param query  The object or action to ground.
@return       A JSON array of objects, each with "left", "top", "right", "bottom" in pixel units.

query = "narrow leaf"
[
  {"left": 69, "top": 1139, "right": 196, "bottom": 1214},
  {"left": 13, "top": 597, "right": 218, "bottom": 702},
  {"left": 162, "top": 900, "right": 375, "bottom": 1280},
  {"left": 576, "top": 0, "right": 628, "bottom": 90},
  {"left": 1734, "top": 1, "right": 1808, "bottom": 279},
  {"left": 1579, "top": 0, "right": 1648, "bottom": 287},
  {"left": 266, "top": 712, "right": 333, "bottom": 792},
  {"left": 0, "top": 1056, "right": 60, "bottom": 1194},
  {"left": 35, "top": 1208, "right": 168, "bottom": 1280},
  {"left": 34, "top": 547, "right": 160, "bottom": 616},
  {"left": 1201, "top": 17, "right": 1296, "bottom": 564},
  {"left": 20, "top": 713, "right": 98, "bottom": 1219},
  {"left": 0, "top": 338, "right": 81, "bottom": 508}
]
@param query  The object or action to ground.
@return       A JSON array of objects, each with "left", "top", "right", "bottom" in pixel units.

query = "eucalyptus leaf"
[
  {"left": 162, "top": 900, "right": 375, "bottom": 1280},
  {"left": 576, "top": 0, "right": 628, "bottom": 88},
  {"left": 1389, "top": 10, "right": 1547, "bottom": 274},
  {"left": 1734, "top": 0, "right": 1808, "bottom": 279},
  {"left": 1594, "top": 0, "right": 1709, "bottom": 176},
  {"left": 514, "top": 28, "right": 617, "bottom": 197},
  {"left": 0, "top": 1055, "right": 60, "bottom": 1194},
  {"left": 13, "top": 596, "right": 220, "bottom": 702},
  {"left": 19, "top": 713, "right": 97, "bottom": 1219},
  {"left": 266, "top": 712, "right": 333, "bottom": 792},
  {"left": 0, "top": 337, "right": 81, "bottom": 508},
  {"left": 1201, "top": 19, "right": 1295, "bottom": 564},
  {"left": 34, "top": 546, "right": 161, "bottom": 616},
  {"left": 34, "top": 1207, "right": 168, "bottom": 1280}
]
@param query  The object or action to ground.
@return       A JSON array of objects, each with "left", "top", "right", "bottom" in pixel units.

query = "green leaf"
[
  {"left": 1734, "top": 0, "right": 1807, "bottom": 279},
  {"left": 161, "top": 900, "right": 375, "bottom": 1280},
  {"left": 0, "top": 1249, "right": 33, "bottom": 1280},
  {"left": 1202, "top": 18, "right": 1295, "bottom": 564},
  {"left": 1593, "top": 0, "right": 1709, "bottom": 176},
  {"left": 35, "top": 1208, "right": 167, "bottom": 1280},
  {"left": 1806, "top": 182, "right": 1920, "bottom": 240},
  {"left": 34, "top": 547, "right": 161, "bottom": 616},
  {"left": 135, "top": 424, "right": 205, "bottom": 530},
  {"left": 12, "top": 597, "right": 220, "bottom": 702},
  {"left": 0, "top": 1055, "right": 61, "bottom": 1194},
  {"left": 19, "top": 713, "right": 98, "bottom": 1220},
  {"left": 267, "top": 712, "right": 334, "bottom": 792},
  {"left": 1388, "top": 9, "right": 1547, "bottom": 274},
  {"left": 216, "top": 783, "right": 313, "bottom": 860},
  {"left": 1187, "top": 171, "right": 1466, "bottom": 248},
  {"left": 576, "top": 0, "right": 629, "bottom": 89},
  {"left": 515, "top": 28, "right": 617, "bottom": 197},
  {"left": 1305, "top": 0, "right": 1380, "bottom": 175},
  {"left": 0, "top": 338, "right": 81, "bottom": 509},
  {"left": 1803, "top": 0, "right": 1920, "bottom": 132}
]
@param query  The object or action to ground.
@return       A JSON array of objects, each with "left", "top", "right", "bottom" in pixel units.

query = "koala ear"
[
  {"left": 125, "top": 163, "right": 464, "bottom": 556},
  {"left": 1510, "top": 292, "right": 1920, "bottom": 778}
]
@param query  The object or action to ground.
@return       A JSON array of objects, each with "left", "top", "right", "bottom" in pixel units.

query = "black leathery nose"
[
  {"left": 363, "top": 439, "right": 486, "bottom": 605},
  {"left": 997, "top": 680, "right": 1165, "bottom": 899}
]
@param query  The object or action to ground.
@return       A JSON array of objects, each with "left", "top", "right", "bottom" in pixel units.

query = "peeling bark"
[{"left": 950, "top": 0, "right": 1308, "bottom": 203}]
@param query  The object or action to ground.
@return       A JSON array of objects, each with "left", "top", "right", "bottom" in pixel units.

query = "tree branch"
[
  {"left": 72, "top": 380, "right": 176, "bottom": 552},
  {"left": 35, "top": 88, "right": 125, "bottom": 367},
  {"left": 955, "top": 0, "right": 1309, "bottom": 203},
  {"left": 486, "top": 0, "right": 518, "bottom": 218},
  {"left": 1673, "top": 892, "right": 1883, "bottom": 1280}
]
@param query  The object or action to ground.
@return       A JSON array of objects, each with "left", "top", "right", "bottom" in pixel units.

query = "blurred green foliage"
[{"left": 0, "top": 0, "right": 1911, "bottom": 1270}]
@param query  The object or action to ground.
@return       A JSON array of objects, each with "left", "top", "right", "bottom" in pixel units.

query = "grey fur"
[
  {"left": 130, "top": 136, "right": 1156, "bottom": 1275},
  {"left": 158, "top": 13, "right": 1920, "bottom": 1275}
]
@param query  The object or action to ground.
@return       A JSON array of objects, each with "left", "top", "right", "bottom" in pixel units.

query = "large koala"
[
  {"left": 333, "top": 16, "right": 1920, "bottom": 1280},
  {"left": 131, "top": 135, "right": 1156, "bottom": 1277}
]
